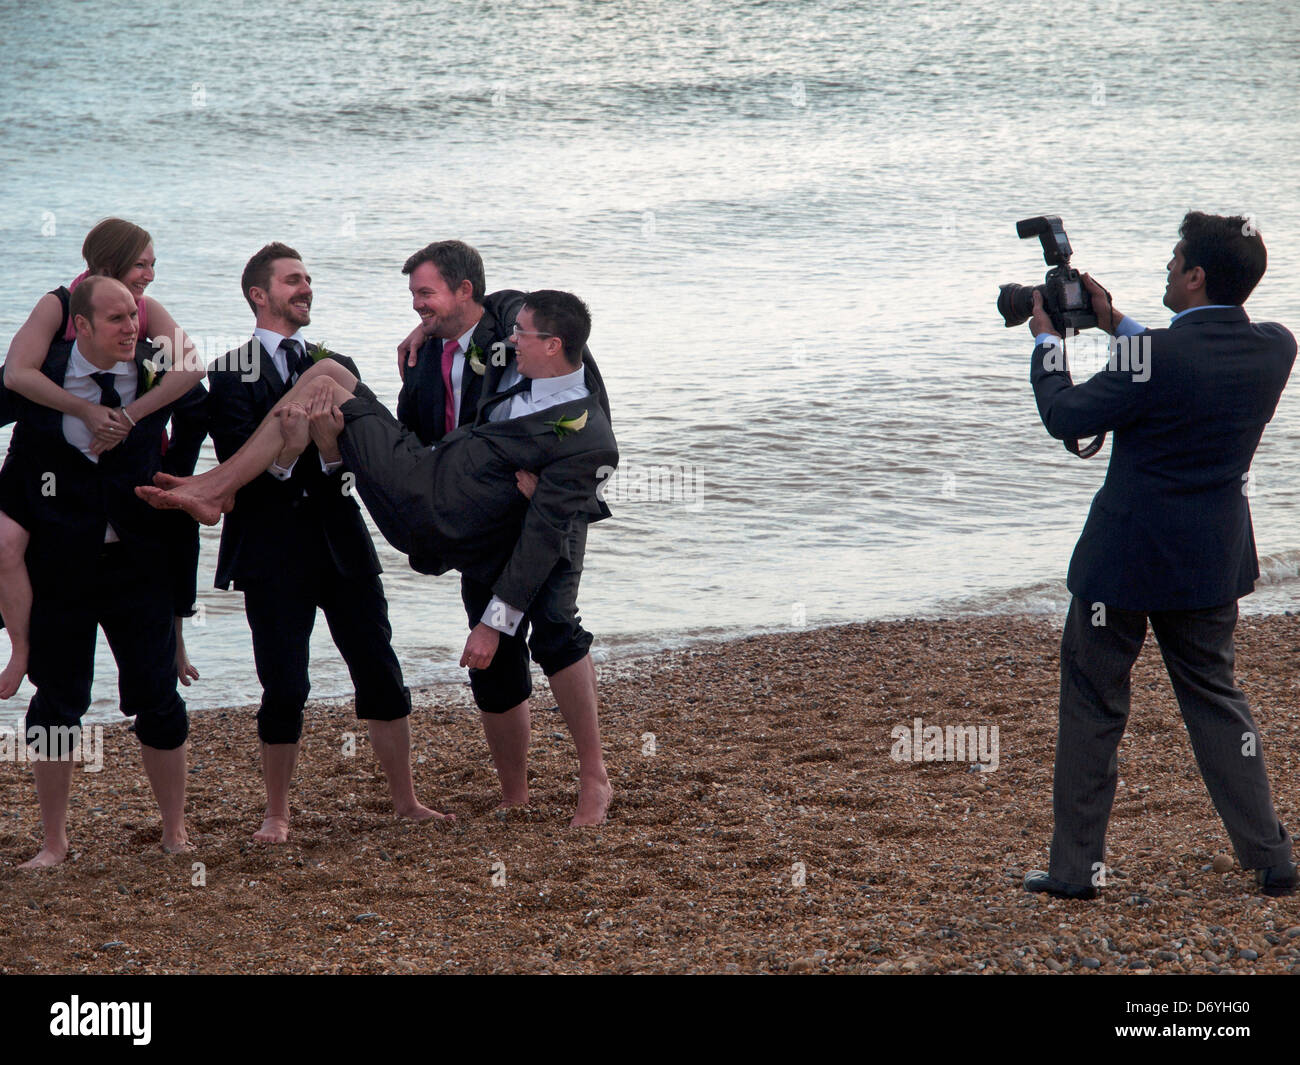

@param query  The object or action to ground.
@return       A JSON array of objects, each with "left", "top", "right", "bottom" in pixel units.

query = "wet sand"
[{"left": 2, "top": 614, "right": 1299, "bottom": 974}]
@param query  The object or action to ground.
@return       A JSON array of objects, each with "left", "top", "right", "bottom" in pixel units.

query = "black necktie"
[
  {"left": 90, "top": 371, "right": 121, "bottom": 408},
  {"left": 478, "top": 376, "right": 532, "bottom": 424},
  {"left": 281, "top": 339, "right": 312, "bottom": 383}
]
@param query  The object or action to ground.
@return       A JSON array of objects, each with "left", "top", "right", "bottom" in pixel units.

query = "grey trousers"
[{"left": 1049, "top": 596, "right": 1291, "bottom": 885}]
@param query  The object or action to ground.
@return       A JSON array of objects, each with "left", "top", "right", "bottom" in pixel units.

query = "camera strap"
[{"left": 1064, "top": 433, "right": 1106, "bottom": 459}]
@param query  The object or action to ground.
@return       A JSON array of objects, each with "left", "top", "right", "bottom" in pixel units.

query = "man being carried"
[{"left": 140, "top": 290, "right": 619, "bottom": 826}]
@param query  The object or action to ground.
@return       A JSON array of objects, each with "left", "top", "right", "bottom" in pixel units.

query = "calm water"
[{"left": 2, "top": 0, "right": 1299, "bottom": 723}]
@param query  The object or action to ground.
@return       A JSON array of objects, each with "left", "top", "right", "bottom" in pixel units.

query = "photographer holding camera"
[{"left": 1022, "top": 211, "right": 1297, "bottom": 900}]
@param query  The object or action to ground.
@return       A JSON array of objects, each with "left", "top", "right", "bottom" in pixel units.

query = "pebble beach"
[{"left": 3, "top": 613, "right": 1299, "bottom": 975}]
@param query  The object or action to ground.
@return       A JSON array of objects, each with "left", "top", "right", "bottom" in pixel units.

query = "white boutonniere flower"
[{"left": 545, "top": 410, "right": 588, "bottom": 439}]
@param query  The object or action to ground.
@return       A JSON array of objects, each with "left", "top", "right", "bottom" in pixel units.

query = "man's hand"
[
  {"left": 460, "top": 622, "right": 501, "bottom": 670},
  {"left": 1082, "top": 273, "right": 1121, "bottom": 334},
  {"left": 397, "top": 323, "right": 427, "bottom": 379},
  {"left": 84, "top": 406, "right": 131, "bottom": 455},
  {"left": 275, "top": 403, "right": 310, "bottom": 464},
  {"left": 1029, "top": 289, "right": 1058, "bottom": 340},
  {"left": 515, "top": 470, "right": 539, "bottom": 500},
  {"left": 307, "top": 387, "right": 345, "bottom": 464}
]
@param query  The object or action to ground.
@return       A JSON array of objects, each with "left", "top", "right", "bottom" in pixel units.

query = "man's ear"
[
  {"left": 1186, "top": 265, "right": 1206, "bottom": 293},
  {"left": 73, "top": 312, "right": 91, "bottom": 334},
  {"left": 455, "top": 278, "right": 475, "bottom": 303},
  {"left": 248, "top": 285, "right": 267, "bottom": 310}
]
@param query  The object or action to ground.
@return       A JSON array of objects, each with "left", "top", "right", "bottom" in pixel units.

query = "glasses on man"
[{"left": 510, "top": 326, "right": 554, "bottom": 339}]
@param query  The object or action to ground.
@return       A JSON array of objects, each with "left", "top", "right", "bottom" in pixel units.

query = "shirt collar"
[
  {"left": 528, "top": 364, "right": 585, "bottom": 401},
  {"left": 253, "top": 326, "right": 308, "bottom": 357},
  {"left": 68, "top": 340, "right": 133, "bottom": 378},
  {"left": 1171, "top": 304, "right": 1236, "bottom": 324},
  {"left": 453, "top": 322, "right": 478, "bottom": 354}
]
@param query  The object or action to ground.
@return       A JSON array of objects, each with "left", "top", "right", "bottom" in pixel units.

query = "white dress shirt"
[
  {"left": 443, "top": 320, "right": 480, "bottom": 428},
  {"left": 480, "top": 364, "right": 591, "bottom": 636},
  {"left": 62, "top": 341, "right": 139, "bottom": 541},
  {"left": 253, "top": 327, "right": 338, "bottom": 480}
]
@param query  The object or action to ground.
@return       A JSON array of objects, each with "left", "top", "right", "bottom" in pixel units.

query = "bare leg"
[
  {"left": 255, "top": 742, "right": 298, "bottom": 843},
  {"left": 549, "top": 654, "right": 611, "bottom": 826},
  {"left": 136, "top": 362, "right": 360, "bottom": 524},
  {"left": 0, "top": 511, "right": 31, "bottom": 700},
  {"left": 139, "top": 742, "right": 192, "bottom": 852},
  {"left": 19, "top": 758, "right": 74, "bottom": 868},
  {"left": 175, "top": 617, "right": 199, "bottom": 686},
  {"left": 366, "top": 717, "right": 452, "bottom": 821},
  {"left": 481, "top": 701, "right": 531, "bottom": 808}
]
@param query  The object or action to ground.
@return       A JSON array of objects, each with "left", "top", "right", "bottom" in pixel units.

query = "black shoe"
[
  {"left": 1024, "top": 869, "right": 1098, "bottom": 900},
  {"left": 1254, "top": 861, "right": 1298, "bottom": 897}
]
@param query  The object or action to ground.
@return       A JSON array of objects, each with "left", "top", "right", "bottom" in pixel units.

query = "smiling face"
[
  {"left": 76, "top": 279, "right": 140, "bottom": 366},
  {"left": 117, "top": 242, "right": 156, "bottom": 300},
  {"left": 254, "top": 257, "right": 313, "bottom": 333},
  {"left": 408, "top": 261, "right": 474, "bottom": 340},
  {"left": 511, "top": 306, "right": 561, "bottom": 379}
]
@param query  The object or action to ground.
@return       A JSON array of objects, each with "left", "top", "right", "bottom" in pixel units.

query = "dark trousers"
[
  {"left": 26, "top": 542, "right": 187, "bottom": 751},
  {"left": 242, "top": 568, "right": 410, "bottom": 745},
  {"left": 1050, "top": 596, "right": 1292, "bottom": 884},
  {"left": 461, "top": 521, "right": 593, "bottom": 714}
]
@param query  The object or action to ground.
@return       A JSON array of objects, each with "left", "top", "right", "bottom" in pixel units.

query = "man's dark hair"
[
  {"left": 522, "top": 290, "right": 590, "bottom": 367},
  {"left": 401, "top": 240, "right": 485, "bottom": 303},
  {"left": 69, "top": 274, "right": 122, "bottom": 330},
  {"left": 1178, "top": 211, "right": 1267, "bottom": 305},
  {"left": 241, "top": 242, "right": 303, "bottom": 314}
]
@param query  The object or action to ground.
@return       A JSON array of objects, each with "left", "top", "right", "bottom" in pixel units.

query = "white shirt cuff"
[
  {"left": 321, "top": 455, "right": 343, "bottom": 474},
  {"left": 268, "top": 457, "right": 297, "bottom": 480},
  {"left": 1115, "top": 315, "right": 1145, "bottom": 338},
  {"left": 482, "top": 596, "right": 524, "bottom": 637},
  {"left": 1034, "top": 333, "right": 1062, "bottom": 350}
]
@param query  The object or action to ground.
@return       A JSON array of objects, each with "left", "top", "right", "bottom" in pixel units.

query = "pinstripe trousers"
[{"left": 1049, "top": 596, "right": 1292, "bottom": 885}]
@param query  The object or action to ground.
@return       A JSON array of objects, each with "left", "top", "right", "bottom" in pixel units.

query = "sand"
[{"left": 2, "top": 614, "right": 1299, "bottom": 975}]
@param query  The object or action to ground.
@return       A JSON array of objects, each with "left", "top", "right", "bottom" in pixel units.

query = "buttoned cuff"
[
  {"left": 268, "top": 457, "right": 297, "bottom": 480},
  {"left": 482, "top": 596, "right": 524, "bottom": 637}
]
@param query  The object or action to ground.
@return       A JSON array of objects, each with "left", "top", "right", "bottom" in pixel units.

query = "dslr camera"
[{"left": 997, "top": 216, "right": 1097, "bottom": 335}]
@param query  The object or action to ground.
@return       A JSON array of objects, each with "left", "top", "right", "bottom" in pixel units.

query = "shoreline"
[{"left": 3, "top": 612, "right": 1300, "bottom": 974}]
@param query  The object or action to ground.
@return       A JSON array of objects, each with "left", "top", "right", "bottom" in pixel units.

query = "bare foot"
[
  {"left": 163, "top": 838, "right": 196, "bottom": 854},
  {"left": 396, "top": 802, "right": 454, "bottom": 823},
  {"left": 495, "top": 798, "right": 529, "bottom": 811},
  {"left": 570, "top": 775, "right": 612, "bottom": 827},
  {"left": 253, "top": 815, "right": 290, "bottom": 843},
  {"left": 0, "top": 652, "right": 26, "bottom": 700},
  {"left": 135, "top": 474, "right": 234, "bottom": 527},
  {"left": 19, "top": 844, "right": 67, "bottom": 869}
]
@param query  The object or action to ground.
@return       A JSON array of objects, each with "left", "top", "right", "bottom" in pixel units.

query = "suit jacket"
[
  {"left": 395, "top": 290, "right": 614, "bottom": 526},
  {"left": 1031, "top": 305, "right": 1296, "bottom": 610},
  {"left": 208, "top": 339, "right": 380, "bottom": 590},
  {"left": 8, "top": 340, "right": 208, "bottom": 586},
  {"left": 363, "top": 364, "right": 618, "bottom": 612},
  {"left": 397, "top": 290, "right": 527, "bottom": 446}
]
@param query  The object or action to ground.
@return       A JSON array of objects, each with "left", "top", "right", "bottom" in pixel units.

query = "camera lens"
[{"left": 997, "top": 283, "right": 1036, "bottom": 327}]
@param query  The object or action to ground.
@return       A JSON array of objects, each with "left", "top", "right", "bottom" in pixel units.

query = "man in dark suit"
[
  {"left": 395, "top": 243, "right": 614, "bottom": 826},
  {"left": 11, "top": 276, "right": 203, "bottom": 867},
  {"left": 1024, "top": 212, "right": 1297, "bottom": 899},
  {"left": 142, "top": 290, "right": 619, "bottom": 825},
  {"left": 206, "top": 243, "right": 445, "bottom": 843}
]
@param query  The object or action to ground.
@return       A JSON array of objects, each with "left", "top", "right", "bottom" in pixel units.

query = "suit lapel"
[
  {"left": 458, "top": 319, "right": 495, "bottom": 427},
  {"left": 255, "top": 338, "right": 288, "bottom": 398}
]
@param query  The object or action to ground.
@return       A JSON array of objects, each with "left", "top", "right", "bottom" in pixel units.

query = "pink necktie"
[{"left": 441, "top": 339, "right": 459, "bottom": 436}]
